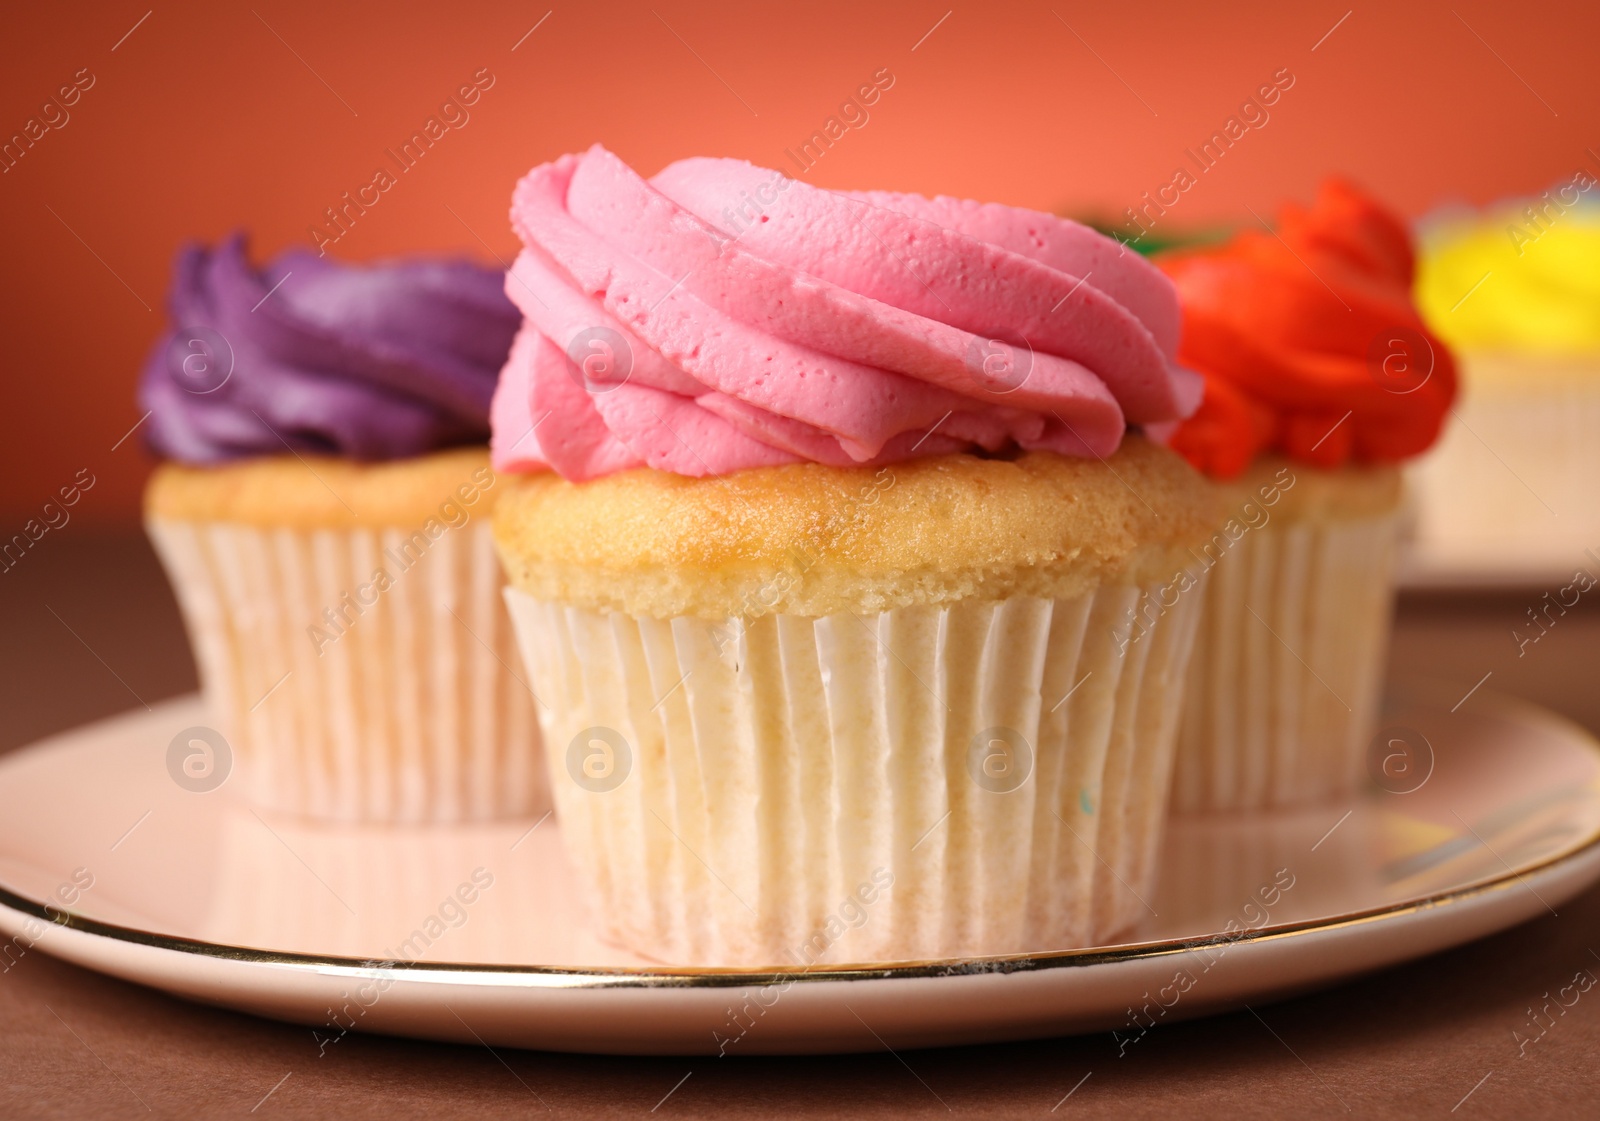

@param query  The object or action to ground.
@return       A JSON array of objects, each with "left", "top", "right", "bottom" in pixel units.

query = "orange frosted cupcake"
[{"left": 1156, "top": 180, "right": 1457, "bottom": 812}]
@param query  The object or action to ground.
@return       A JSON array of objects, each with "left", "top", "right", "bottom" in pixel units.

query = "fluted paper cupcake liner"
[
  {"left": 505, "top": 578, "right": 1205, "bottom": 967},
  {"left": 149, "top": 517, "right": 547, "bottom": 823},
  {"left": 1172, "top": 513, "right": 1398, "bottom": 813}
]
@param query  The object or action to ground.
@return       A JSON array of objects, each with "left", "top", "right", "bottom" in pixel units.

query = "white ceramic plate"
[{"left": 2, "top": 687, "right": 1598, "bottom": 1055}]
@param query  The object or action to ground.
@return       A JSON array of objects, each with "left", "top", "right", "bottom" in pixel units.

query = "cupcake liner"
[
  {"left": 1172, "top": 512, "right": 1399, "bottom": 813},
  {"left": 505, "top": 575, "right": 1205, "bottom": 967},
  {"left": 148, "top": 517, "right": 547, "bottom": 823}
]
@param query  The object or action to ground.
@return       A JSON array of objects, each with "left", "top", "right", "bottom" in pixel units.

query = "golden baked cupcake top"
[
  {"left": 495, "top": 438, "right": 1220, "bottom": 619},
  {"left": 145, "top": 447, "right": 498, "bottom": 529},
  {"left": 1211, "top": 456, "right": 1402, "bottom": 525}
]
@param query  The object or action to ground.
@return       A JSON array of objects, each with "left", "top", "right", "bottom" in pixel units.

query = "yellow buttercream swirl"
[{"left": 1416, "top": 199, "right": 1600, "bottom": 355}]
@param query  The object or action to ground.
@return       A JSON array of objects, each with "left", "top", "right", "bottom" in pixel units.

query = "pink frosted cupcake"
[{"left": 490, "top": 147, "right": 1219, "bottom": 966}]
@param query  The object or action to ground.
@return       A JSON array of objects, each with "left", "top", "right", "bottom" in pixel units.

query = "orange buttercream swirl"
[{"left": 1157, "top": 179, "right": 1456, "bottom": 479}]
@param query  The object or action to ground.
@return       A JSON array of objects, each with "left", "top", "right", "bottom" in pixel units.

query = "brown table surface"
[{"left": 3, "top": 533, "right": 1599, "bottom": 1120}]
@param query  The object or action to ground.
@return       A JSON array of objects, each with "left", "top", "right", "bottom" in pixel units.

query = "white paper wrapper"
[
  {"left": 505, "top": 577, "right": 1205, "bottom": 967},
  {"left": 1171, "top": 513, "right": 1398, "bottom": 813},
  {"left": 148, "top": 517, "right": 547, "bottom": 823}
]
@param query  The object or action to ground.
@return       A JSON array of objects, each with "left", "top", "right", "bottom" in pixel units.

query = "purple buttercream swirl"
[{"left": 138, "top": 235, "right": 520, "bottom": 463}]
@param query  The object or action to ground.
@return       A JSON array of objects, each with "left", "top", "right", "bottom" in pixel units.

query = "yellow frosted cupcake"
[
  {"left": 139, "top": 237, "right": 545, "bottom": 823},
  {"left": 488, "top": 147, "right": 1214, "bottom": 965},
  {"left": 1411, "top": 190, "right": 1600, "bottom": 572}
]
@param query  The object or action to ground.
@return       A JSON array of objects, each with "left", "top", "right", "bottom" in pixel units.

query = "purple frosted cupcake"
[{"left": 142, "top": 236, "right": 548, "bottom": 824}]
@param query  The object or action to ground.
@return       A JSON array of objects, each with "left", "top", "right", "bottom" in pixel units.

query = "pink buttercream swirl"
[{"left": 491, "top": 145, "right": 1199, "bottom": 480}]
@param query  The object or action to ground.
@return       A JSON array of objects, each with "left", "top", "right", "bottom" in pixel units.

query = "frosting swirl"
[
  {"left": 491, "top": 146, "right": 1199, "bottom": 480},
  {"left": 139, "top": 235, "right": 520, "bottom": 463},
  {"left": 1158, "top": 179, "right": 1457, "bottom": 479},
  {"left": 1416, "top": 201, "right": 1600, "bottom": 355}
]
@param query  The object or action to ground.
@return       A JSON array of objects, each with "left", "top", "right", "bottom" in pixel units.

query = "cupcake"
[
  {"left": 1157, "top": 180, "right": 1457, "bottom": 813},
  {"left": 490, "top": 146, "right": 1216, "bottom": 966},
  {"left": 141, "top": 235, "right": 548, "bottom": 824},
  {"left": 1411, "top": 191, "right": 1600, "bottom": 574}
]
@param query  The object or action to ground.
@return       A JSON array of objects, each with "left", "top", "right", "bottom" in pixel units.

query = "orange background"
[{"left": 3, "top": 0, "right": 1598, "bottom": 527}]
